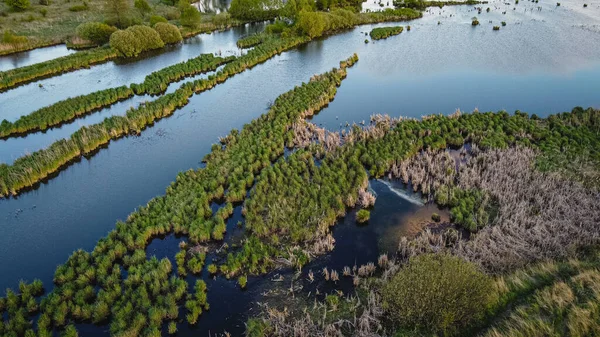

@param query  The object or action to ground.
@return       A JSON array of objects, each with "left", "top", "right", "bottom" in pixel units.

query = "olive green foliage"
[
  {"left": 383, "top": 254, "right": 494, "bottom": 335},
  {"left": 229, "top": 0, "right": 281, "bottom": 21},
  {"left": 68, "top": 2, "right": 88, "bottom": 12},
  {"left": 356, "top": 209, "right": 370, "bottom": 223},
  {"left": 104, "top": 0, "right": 133, "bottom": 28},
  {"left": 0, "top": 86, "right": 133, "bottom": 138},
  {"left": 153, "top": 22, "right": 182, "bottom": 44},
  {"left": 481, "top": 250, "right": 600, "bottom": 336},
  {"left": 132, "top": 53, "right": 234, "bottom": 95},
  {"left": 237, "top": 34, "right": 265, "bottom": 48},
  {"left": 6, "top": 0, "right": 30, "bottom": 10},
  {"left": 0, "top": 280, "right": 45, "bottom": 336},
  {"left": 435, "top": 186, "right": 492, "bottom": 232},
  {"left": 185, "top": 280, "right": 208, "bottom": 324},
  {"left": 369, "top": 25, "right": 403, "bottom": 40},
  {"left": 238, "top": 275, "right": 248, "bottom": 288},
  {"left": 149, "top": 15, "right": 168, "bottom": 26},
  {"left": 298, "top": 11, "right": 326, "bottom": 38},
  {"left": 134, "top": 0, "right": 152, "bottom": 14},
  {"left": 2, "top": 31, "right": 28, "bottom": 45},
  {"left": 75, "top": 22, "right": 118, "bottom": 45},
  {"left": 246, "top": 318, "right": 272, "bottom": 337},
  {"left": 395, "top": 0, "right": 483, "bottom": 9},
  {"left": 179, "top": 0, "right": 201, "bottom": 29},
  {"left": 110, "top": 25, "right": 165, "bottom": 57},
  {"left": 0, "top": 48, "right": 117, "bottom": 91},
  {"left": 281, "top": 0, "right": 314, "bottom": 19}
]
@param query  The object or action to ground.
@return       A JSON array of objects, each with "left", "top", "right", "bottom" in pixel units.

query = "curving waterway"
[{"left": 0, "top": 0, "right": 599, "bottom": 334}]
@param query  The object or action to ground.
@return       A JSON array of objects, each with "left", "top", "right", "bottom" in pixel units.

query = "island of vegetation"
[{"left": 369, "top": 25, "right": 404, "bottom": 40}]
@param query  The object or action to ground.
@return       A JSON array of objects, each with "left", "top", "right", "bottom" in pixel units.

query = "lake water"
[{"left": 0, "top": 0, "right": 599, "bottom": 334}]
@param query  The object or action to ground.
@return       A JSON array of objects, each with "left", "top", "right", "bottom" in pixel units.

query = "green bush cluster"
[
  {"left": 76, "top": 22, "right": 117, "bottom": 45},
  {"left": 0, "top": 36, "right": 310, "bottom": 197},
  {"left": 435, "top": 186, "right": 493, "bottom": 232},
  {"left": 0, "top": 47, "right": 117, "bottom": 91},
  {"left": 131, "top": 53, "right": 233, "bottom": 95},
  {"left": 6, "top": 0, "right": 30, "bottom": 10},
  {"left": 109, "top": 25, "right": 165, "bottom": 57},
  {"left": 0, "top": 280, "right": 44, "bottom": 336},
  {"left": 153, "top": 22, "right": 182, "bottom": 44},
  {"left": 0, "top": 86, "right": 133, "bottom": 138},
  {"left": 185, "top": 280, "right": 208, "bottom": 324},
  {"left": 383, "top": 254, "right": 494, "bottom": 335},
  {"left": 356, "top": 209, "right": 370, "bottom": 222},
  {"left": 369, "top": 25, "right": 404, "bottom": 40},
  {"left": 229, "top": 0, "right": 280, "bottom": 21},
  {"left": 149, "top": 15, "right": 168, "bottom": 26},
  {"left": 236, "top": 34, "right": 266, "bottom": 48}
]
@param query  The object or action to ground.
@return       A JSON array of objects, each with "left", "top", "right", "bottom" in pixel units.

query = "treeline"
[
  {"left": 0, "top": 47, "right": 117, "bottom": 92},
  {"left": 369, "top": 26, "right": 404, "bottom": 40},
  {"left": 0, "top": 37, "right": 310, "bottom": 197},
  {"left": 0, "top": 55, "right": 358, "bottom": 337},
  {"left": 393, "top": 0, "right": 487, "bottom": 9},
  {"left": 0, "top": 53, "right": 233, "bottom": 140}
]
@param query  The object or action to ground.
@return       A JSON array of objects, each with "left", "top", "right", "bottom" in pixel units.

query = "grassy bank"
[
  {"left": 0, "top": 53, "right": 233, "bottom": 139},
  {"left": 370, "top": 26, "right": 404, "bottom": 40}
]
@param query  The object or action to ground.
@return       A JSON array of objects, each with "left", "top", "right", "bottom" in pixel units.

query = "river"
[{"left": 0, "top": 0, "right": 599, "bottom": 334}]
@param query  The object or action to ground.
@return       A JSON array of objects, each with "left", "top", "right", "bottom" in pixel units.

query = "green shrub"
[
  {"left": 245, "top": 318, "right": 272, "bottom": 337},
  {"left": 356, "top": 209, "right": 370, "bottom": 223},
  {"left": 149, "top": 15, "right": 168, "bottom": 26},
  {"left": 134, "top": 0, "right": 152, "bottom": 14},
  {"left": 238, "top": 275, "right": 248, "bottom": 289},
  {"left": 431, "top": 213, "right": 441, "bottom": 222},
  {"left": 369, "top": 26, "right": 403, "bottom": 40},
  {"left": 382, "top": 254, "right": 494, "bottom": 335},
  {"left": 76, "top": 22, "right": 117, "bottom": 45},
  {"left": 167, "top": 322, "right": 177, "bottom": 334},
  {"left": 179, "top": 1, "right": 201, "bottom": 28},
  {"left": 212, "top": 12, "right": 230, "bottom": 27},
  {"left": 6, "top": 0, "right": 30, "bottom": 11},
  {"left": 69, "top": 3, "right": 88, "bottom": 11},
  {"left": 2, "top": 31, "right": 28, "bottom": 44},
  {"left": 110, "top": 25, "right": 164, "bottom": 57},
  {"left": 153, "top": 22, "right": 182, "bottom": 44},
  {"left": 298, "top": 11, "right": 326, "bottom": 38}
]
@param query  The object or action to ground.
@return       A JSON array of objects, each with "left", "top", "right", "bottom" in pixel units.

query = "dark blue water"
[{"left": 0, "top": 0, "right": 599, "bottom": 334}]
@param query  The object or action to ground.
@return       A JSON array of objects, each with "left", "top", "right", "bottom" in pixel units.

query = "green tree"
[
  {"left": 105, "top": 0, "right": 131, "bottom": 28},
  {"left": 134, "top": 0, "right": 152, "bottom": 14},
  {"left": 179, "top": 0, "right": 201, "bottom": 29},
  {"left": 298, "top": 11, "right": 325, "bottom": 38},
  {"left": 76, "top": 22, "right": 117, "bottom": 45},
  {"left": 6, "top": 0, "right": 30, "bottom": 11},
  {"left": 153, "top": 22, "right": 182, "bottom": 44}
]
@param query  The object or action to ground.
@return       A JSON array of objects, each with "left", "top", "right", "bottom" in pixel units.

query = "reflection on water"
[{"left": 0, "top": 44, "right": 76, "bottom": 72}]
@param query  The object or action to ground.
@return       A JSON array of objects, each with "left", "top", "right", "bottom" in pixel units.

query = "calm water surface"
[
  {"left": 0, "top": 44, "right": 76, "bottom": 72},
  {"left": 0, "top": 0, "right": 599, "bottom": 334}
]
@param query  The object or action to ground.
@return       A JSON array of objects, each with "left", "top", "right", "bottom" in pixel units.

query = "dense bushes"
[
  {"left": 237, "top": 34, "right": 266, "bottom": 48},
  {"left": 153, "top": 22, "right": 182, "bottom": 44},
  {"left": 149, "top": 15, "right": 168, "bottom": 26},
  {"left": 179, "top": 2, "right": 202, "bottom": 29},
  {"left": 382, "top": 254, "right": 494, "bottom": 335},
  {"left": 76, "top": 22, "right": 118, "bottom": 45},
  {"left": 110, "top": 25, "right": 165, "bottom": 57},
  {"left": 132, "top": 53, "right": 234, "bottom": 95},
  {"left": 229, "top": 0, "right": 281, "bottom": 21},
  {"left": 369, "top": 25, "right": 403, "bottom": 40},
  {"left": 6, "top": 0, "right": 30, "bottom": 10},
  {"left": 0, "top": 86, "right": 133, "bottom": 138},
  {"left": 0, "top": 48, "right": 117, "bottom": 91}
]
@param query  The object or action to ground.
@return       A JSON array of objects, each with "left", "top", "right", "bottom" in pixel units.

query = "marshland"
[{"left": 1, "top": 0, "right": 600, "bottom": 336}]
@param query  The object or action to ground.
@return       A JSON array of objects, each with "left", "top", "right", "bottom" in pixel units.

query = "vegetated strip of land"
[
  {"left": 0, "top": 8, "right": 423, "bottom": 197},
  {"left": 0, "top": 54, "right": 359, "bottom": 337},
  {"left": 0, "top": 36, "right": 309, "bottom": 197},
  {"left": 370, "top": 26, "right": 404, "bottom": 40},
  {"left": 0, "top": 20, "right": 253, "bottom": 92},
  {"left": 0, "top": 54, "right": 234, "bottom": 139}
]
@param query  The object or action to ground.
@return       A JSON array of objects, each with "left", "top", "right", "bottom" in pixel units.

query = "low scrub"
[{"left": 369, "top": 26, "right": 404, "bottom": 40}]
